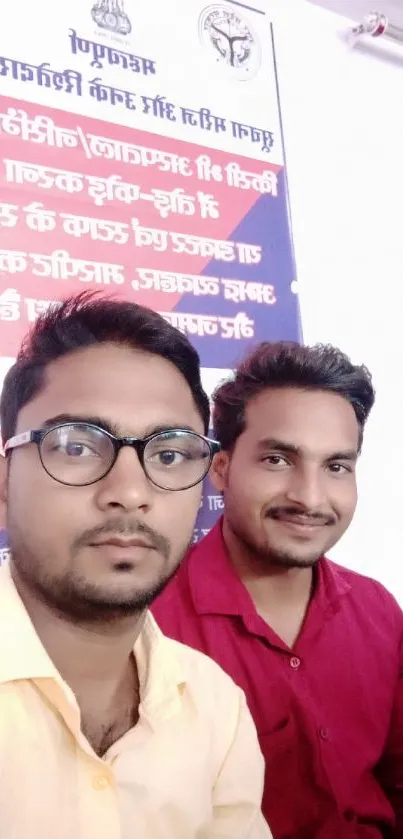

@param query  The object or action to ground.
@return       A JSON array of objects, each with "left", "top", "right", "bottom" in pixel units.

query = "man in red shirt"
[{"left": 152, "top": 341, "right": 403, "bottom": 839}]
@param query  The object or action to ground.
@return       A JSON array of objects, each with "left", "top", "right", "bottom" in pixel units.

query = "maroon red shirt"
[{"left": 152, "top": 520, "right": 403, "bottom": 839}]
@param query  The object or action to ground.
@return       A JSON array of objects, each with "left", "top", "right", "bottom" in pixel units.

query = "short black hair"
[
  {"left": 213, "top": 341, "right": 375, "bottom": 451},
  {"left": 1, "top": 292, "right": 210, "bottom": 443}
]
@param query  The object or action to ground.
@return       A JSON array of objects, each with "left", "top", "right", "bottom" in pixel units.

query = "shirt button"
[
  {"left": 290, "top": 656, "right": 301, "bottom": 669},
  {"left": 319, "top": 727, "right": 329, "bottom": 740},
  {"left": 92, "top": 774, "right": 109, "bottom": 790}
]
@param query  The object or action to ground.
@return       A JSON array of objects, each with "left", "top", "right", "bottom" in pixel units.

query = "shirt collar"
[
  {"left": 188, "top": 519, "right": 257, "bottom": 617},
  {"left": 188, "top": 518, "right": 351, "bottom": 618},
  {"left": 134, "top": 610, "right": 187, "bottom": 726},
  {"left": 0, "top": 561, "right": 187, "bottom": 726},
  {"left": 0, "top": 562, "right": 58, "bottom": 684}
]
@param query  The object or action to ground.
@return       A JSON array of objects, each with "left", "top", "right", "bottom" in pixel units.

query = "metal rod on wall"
[{"left": 350, "top": 11, "right": 403, "bottom": 45}]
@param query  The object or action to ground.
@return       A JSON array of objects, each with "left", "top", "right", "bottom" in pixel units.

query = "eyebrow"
[
  {"left": 256, "top": 437, "right": 358, "bottom": 462},
  {"left": 40, "top": 414, "right": 199, "bottom": 438}
]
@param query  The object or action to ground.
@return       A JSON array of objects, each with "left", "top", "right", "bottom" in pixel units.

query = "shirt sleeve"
[
  {"left": 208, "top": 689, "right": 273, "bottom": 839},
  {"left": 376, "top": 624, "right": 403, "bottom": 836}
]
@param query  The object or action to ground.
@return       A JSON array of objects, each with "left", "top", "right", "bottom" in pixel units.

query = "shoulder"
[
  {"left": 327, "top": 558, "right": 403, "bottom": 625},
  {"left": 329, "top": 558, "right": 398, "bottom": 598},
  {"left": 156, "top": 620, "right": 246, "bottom": 729},
  {"left": 142, "top": 612, "right": 245, "bottom": 718},
  {"left": 156, "top": 629, "right": 264, "bottom": 793},
  {"left": 167, "top": 631, "right": 244, "bottom": 702}
]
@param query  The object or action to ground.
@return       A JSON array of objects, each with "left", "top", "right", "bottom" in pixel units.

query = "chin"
[
  {"left": 261, "top": 539, "right": 322, "bottom": 568},
  {"left": 262, "top": 556, "right": 315, "bottom": 571},
  {"left": 288, "top": 556, "right": 320, "bottom": 569}
]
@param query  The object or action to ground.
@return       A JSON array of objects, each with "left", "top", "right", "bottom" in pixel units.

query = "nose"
[
  {"left": 94, "top": 446, "right": 154, "bottom": 512},
  {"left": 285, "top": 465, "right": 326, "bottom": 511}
]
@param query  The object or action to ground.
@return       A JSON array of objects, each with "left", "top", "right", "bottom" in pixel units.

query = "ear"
[
  {"left": 209, "top": 449, "right": 231, "bottom": 492},
  {"left": 0, "top": 454, "right": 7, "bottom": 529}
]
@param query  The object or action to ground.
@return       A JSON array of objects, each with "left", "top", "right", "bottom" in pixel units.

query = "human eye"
[
  {"left": 45, "top": 427, "right": 104, "bottom": 459},
  {"left": 261, "top": 453, "right": 289, "bottom": 469},
  {"left": 327, "top": 462, "right": 353, "bottom": 476},
  {"left": 149, "top": 448, "right": 189, "bottom": 468},
  {"left": 63, "top": 440, "right": 98, "bottom": 458}
]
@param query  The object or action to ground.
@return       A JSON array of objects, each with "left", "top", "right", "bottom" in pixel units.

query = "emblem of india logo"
[{"left": 91, "top": 0, "right": 132, "bottom": 35}]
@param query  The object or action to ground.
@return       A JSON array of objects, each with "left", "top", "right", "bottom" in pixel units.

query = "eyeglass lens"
[{"left": 40, "top": 424, "right": 212, "bottom": 489}]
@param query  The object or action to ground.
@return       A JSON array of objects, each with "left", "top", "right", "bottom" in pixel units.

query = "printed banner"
[{"left": 0, "top": 0, "right": 301, "bottom": 557}]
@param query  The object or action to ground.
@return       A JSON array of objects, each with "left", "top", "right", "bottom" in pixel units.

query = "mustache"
[
  {"left": 267, "top": 506, "right": 336, "bottom": 526},
  {"left": 73, "top": 518, "right": 171, "bottom": 559}
]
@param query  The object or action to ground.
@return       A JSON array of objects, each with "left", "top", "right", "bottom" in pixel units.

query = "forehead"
[
  {"left": 16, "top": 343, "right": 203, "bottom": 433},
  {"left": 243, "top": 388, "right": 359, "bottom": 453}
]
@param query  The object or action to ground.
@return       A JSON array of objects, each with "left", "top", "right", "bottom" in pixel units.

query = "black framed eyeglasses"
[{"left": 4, "top": 422, "right": 221, "bottom": 491}]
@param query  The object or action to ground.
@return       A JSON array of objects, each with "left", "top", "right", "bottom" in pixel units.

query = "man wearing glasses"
[{"left": 0, "top": 292, "right": 271, "bottom": 839}]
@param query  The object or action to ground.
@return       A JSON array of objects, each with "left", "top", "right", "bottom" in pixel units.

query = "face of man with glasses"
[{"left": 2, "top": 342, "right": 217, "bottom": 619}]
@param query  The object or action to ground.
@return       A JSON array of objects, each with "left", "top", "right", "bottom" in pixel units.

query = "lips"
[
  {"left": 90, "top": 537, "right": 154, "bottom": 550},
  {"left": 272, "top": 515, "right": 325, "bottom": 527}
]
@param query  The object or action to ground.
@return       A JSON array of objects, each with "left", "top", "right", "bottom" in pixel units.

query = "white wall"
[
  {"left": 1, "top": 0, "right": 402, "bottom": 600},
  {"left": 270, "top": 0, "right": 403, "bottom": 599}
]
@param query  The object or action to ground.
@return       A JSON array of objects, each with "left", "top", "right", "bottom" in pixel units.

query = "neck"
[
  {"left": 11, "top": 563, "right": 145, "bottom": 696},
  {"left": 222, "top": 517, "right": 314, "bottom": 613}
]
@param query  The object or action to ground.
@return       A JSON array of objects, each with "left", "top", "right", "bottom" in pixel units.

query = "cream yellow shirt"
[{"left": 0, "top": 562, "right": 272, "bottom": 839}]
